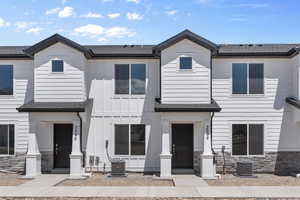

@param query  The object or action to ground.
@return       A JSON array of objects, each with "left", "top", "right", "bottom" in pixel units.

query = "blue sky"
[{"left": 0, "top": 0, "right": 299, "bottom": 45}]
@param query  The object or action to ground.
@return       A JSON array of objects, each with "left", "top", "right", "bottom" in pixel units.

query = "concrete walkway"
[{"left": 1, "top": 175, "right": 300, "bottom": 198}]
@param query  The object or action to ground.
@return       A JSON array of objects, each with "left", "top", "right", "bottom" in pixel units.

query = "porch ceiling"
[{"left": 16, "top": 100, "right": 90, "bottom": 112}]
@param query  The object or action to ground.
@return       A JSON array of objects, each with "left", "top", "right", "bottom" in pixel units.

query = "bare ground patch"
[
  {"left": 0, "top": 173, "right": 28, "bottom": 186},
  {"left": 206, "top": 174, "right": 300, "bottom": 186},
  {"left": 57, "top": 173, "right": 174, "bottom": 187}
]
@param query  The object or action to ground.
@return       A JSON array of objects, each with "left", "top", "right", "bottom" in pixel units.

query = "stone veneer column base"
[{"left": 215, "top": 151, "right": 300, "bottom": 175}]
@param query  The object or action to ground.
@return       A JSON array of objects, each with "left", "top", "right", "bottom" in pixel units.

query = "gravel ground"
[
  {"left": 58, "top": 173, "right": 174, "bottom": 186},
  {"left": 0, "top": 173, "right": 28, "bottom": 186},
  {"left": 206, "top": 174, "right": 300, "bottom": 186}
]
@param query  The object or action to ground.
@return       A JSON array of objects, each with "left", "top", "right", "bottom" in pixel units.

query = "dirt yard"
[
  {"left": 58, "top": 173, "right": 174, "bottom": 186},
  {"left": 206, "top": 174, "right": 300, "bottom": 186},
  {"left": 0, "top": 173, "right": 28, "bottom": 186}
]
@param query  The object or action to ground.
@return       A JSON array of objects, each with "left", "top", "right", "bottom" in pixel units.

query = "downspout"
[
  {"left": 76, "top": 112, "right": 83, "bottom": 166},
  {"left": 210, "top": 51, "right": 216, "bottom": 163}
]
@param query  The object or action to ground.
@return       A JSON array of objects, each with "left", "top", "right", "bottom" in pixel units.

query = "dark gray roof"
[
  {"left": 286, "top": 97, "right": 300, "bottom": 109},
  {"left": 154, "top": 99, "right": 221, "bottom": 112},
  {"left": 17, "top": 100, "right": 90, "bottom": 112},
  {"left": 154, "top": 29, "right": 218, "bottom": 53},
  {"left": 0, "top": 31, "right": 300, "bottom": 58}
]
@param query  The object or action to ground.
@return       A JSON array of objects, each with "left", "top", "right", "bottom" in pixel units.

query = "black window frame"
[
  {"left": 0, "top": 65, "right": 14, "bottom": 96},
  {"left": 114, "top": 64, "right": 146, "bottom": 95},
  {"left": 0, "top": 124, "right": 15, "bottom": 155},
  {"left": 232, "top": 63, "right": 264, "bottom": 95},
  {"left": 232, "top": 123, "right": 264, "bottom": 156},
  {"left": 179, "top": 57, "right": 192, "bottom": 70},
  {"left": 52, "top": 60, "right": 64, "bottom": 73},
  {"left": 114, "top": 124, "right": 146, "bottom": 156}
]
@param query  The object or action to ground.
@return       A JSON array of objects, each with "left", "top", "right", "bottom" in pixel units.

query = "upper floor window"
[
  {"left": 115, "top": 124, "right": 145, "bottom": 156},
  {"left": 232, "top": 63, "right": 264, "bottom": 94},
  {"left": 115, "top": 64, "right": 146, "bottom": 95},
  {"left": 52, "top": 60, "right": 64, "bottom": 72},
  {"left": 232, "top": 124, "right": 264, "bottom": 156},
  {"left": 0, "top": 65, "right": 13, "bottom": 95},
  {"left": 180, "top": 57, "right": 192, "bottom": 69},
  {"left": 0, "top": 124, "right": 15, "bottom": 155}
]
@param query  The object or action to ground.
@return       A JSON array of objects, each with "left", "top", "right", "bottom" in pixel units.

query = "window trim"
[
  {"left": 0, "top": 65, "right": 14, "bottom": 97},
  {"left": 179, "top": 56, "right": 193, "bottom": 70},
  {"left": 114, "top": 63, "right": 147, "bottom": 97},
  {"left": 0, "top": 123, "right": 16, "bottom": 157},
  {"left": 230, "top": 122, "right": 265, "bottom": 157},
  {"left": 231, "top": 63, "right": 265, "bottom": 96},
  {"left": 114, "top": 124, "right": 146, "bottom": 157},
  {"left": 51, "top": 60, "right": 64, "bottom": 74}
]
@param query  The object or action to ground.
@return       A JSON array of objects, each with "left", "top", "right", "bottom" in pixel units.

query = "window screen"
[
  {"left": 131, "top": 64, "right": 146, "bottom": 95},
  {"left": 115, "top": 125, "right": 129, "bottom": 155},
  {"left": 232, "top": 63, "right": 247, "bottom": 94},
  {"left": 115, "top": 64, "right": 129, "bottom": 94},
  {"left": 130, "top": 124, "right": 145, "bottom": 155},
  {"left": 249, "top": 64, "right": 264, "bottom": 94},
  {"left": 232, "top": 124, "right": 247, "bottom": 155}
]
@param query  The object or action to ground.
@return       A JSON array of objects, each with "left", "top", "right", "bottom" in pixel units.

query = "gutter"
[
  {"left": 210, "top": 50, "right": 216, "bottom": 162},
  {"left": 76, "top": 112, "right": 83, "bottom": 166}
]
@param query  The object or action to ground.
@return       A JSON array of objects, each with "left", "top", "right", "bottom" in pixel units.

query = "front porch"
[
  {"left": 24, "top": 113, "right": 85, "bottom": 179},
  {"left": 159, "top": 112, "right": 216, "bottom": 179}
]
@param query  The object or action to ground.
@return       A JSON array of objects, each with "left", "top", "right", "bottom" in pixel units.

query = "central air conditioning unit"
[
  {"left": 110, "top": 158, "right": 126, "bottom": 177},
  {"left": 236, "top": 162, "right": 253, "bottom": 177}
]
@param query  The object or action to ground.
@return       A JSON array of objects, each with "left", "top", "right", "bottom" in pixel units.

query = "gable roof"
[
  {"left": 153, "top": 29, "right": 219, "bottom": 53},
  {"left": 23, "top": 34, "right": 94, "bottom": 58}
]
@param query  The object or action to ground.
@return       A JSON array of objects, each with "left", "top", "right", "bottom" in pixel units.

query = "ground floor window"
[
  {"left": 232, "top": 124, "right": 264, "bottom": 156},
  {"left": 0, "top": 124, "right": 15, "bottom": 155},
  {"left": 115, "top": 124, "right": 145, "bottom": 156}
]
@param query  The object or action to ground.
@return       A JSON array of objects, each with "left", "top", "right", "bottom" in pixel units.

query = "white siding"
[
  {"left": 0, "top": 60, "right": 33, "bottom": 153},
  {"left": 161, "top": 39, "right": 211, "bottom": 104},
  {"left": 34, "top": 42, "right": 87, "bottom": 102},
  {"left": 85, "top": 59, "right": 161, "bottom": 171},
  {"left": 292, "top": 54, "right": 300, "bottom": 99},
  {"left": 212, "top": 58, "right": 297, "bottom": 152}
]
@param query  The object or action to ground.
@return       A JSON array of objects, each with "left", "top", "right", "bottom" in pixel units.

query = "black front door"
[
  {"left": 54, "top": 124, "right": 73, "bottom": 168},
  {"left": 172, "top": 124, "right": 194, "bottom": 169}
]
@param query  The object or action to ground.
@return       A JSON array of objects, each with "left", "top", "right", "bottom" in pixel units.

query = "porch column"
[
  {"left": 25, "top": 122, "right": 41, "bottom": 178},
  {"left": 70, "top": 120, "right": 84, "bottom": 178},
  {"left": 160, "top": 119, "right": 172, "bottom": 178},
  {"left": 200, "top": 119, "right": 216, "bottom": 179}
]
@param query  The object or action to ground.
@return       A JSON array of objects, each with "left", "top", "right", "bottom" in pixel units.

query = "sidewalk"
[{"left": 1, "top": 175, "right": 300, "bottom": 198}]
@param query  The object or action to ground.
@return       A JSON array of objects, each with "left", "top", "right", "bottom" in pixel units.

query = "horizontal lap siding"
[
  {"left": 0, "top": 60, "right": 33, "bottom": 153},
  {"left": 212, "top": 58, "right": 294, "bottom": 152},
  {"left": 161, "top": 39, "right": 211, "bottom": 104},
  {"left": 34, "top": 42, "right": 86, "bottom": 102}
]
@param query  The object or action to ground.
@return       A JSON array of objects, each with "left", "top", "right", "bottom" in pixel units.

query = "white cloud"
[
  {"left": 73, "top": 24, "right": 105, "bottom": 37},
  {"left": 166, "top": 10, "right": 177, "bottom": 16},
  {"left": 107, "top": 13, "right": 120, "bottom": 19},
  {"left": 46, "top": 7, "right": 60, "bottom": 15},
  {"left": 126, "top": 0, "right": 140, "bottom": 3},
  {"left": 73, "top": 24, "right": 136, "bottom": 41},
  {"left": 14, "top": 21, "right": 35, "bottom": 29},
  {"left": 237, "top": 3, "right": 269, "bottom": 8},
  {"left": 80, "top": 12, "right": 103, "bottom": 18},
  {"left": 62, "top": 0, "right": 70, "bottom": 4},
  {"left": 58, "top": 6, "right": 74, "bottom": 18},
  {"left": 0, "top": 18, "right": 10, "bottom": 28},
  {"left": 105, "top": 27, "right": 136, "bottom": 38},
  {"left": 26, "top": 27, "right": 43, "bottom": 33},
  {"left": 127, "top": 12, "right": 143, "bottom": 20}
]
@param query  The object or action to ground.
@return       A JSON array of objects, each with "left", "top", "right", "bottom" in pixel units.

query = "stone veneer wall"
[
  {"left": 41, "top": 151, "right": 53, "bottom": 172},
  {"left": 0, "top": 153, "right": 26, "bottom": 173},
  {"left": 193, "top": 151, "right": 201, "bottom": 175},
  {"left": 214, "top": 151, "right": 300, "bottom": 175}
]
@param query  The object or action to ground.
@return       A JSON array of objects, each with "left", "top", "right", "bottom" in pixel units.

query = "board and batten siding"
[
  {"left": 0, "top": 60, "right": 33, "bottom": 153},
  {"left": 85, "top": 59, "right": 161, "bottom": 171},
  {"left": 211, "top": 58, "right": 300, "bottom": 152},
  {"left": 161, "top": 39, "right": 211, "bottom": 104},
  {"left": 34, "top": 42, "right": 87, "bottom": 102},
  {"left": 291, "top": 54, "right": 300, "bottom": 99}
]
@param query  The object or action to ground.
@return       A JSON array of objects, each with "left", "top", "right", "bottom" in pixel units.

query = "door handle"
[
  {"left": 55, "top": 144, "right": 59, "bottom": 155},
  {"left": 172, "top": 144, "right": 175, "bottom": 155}
]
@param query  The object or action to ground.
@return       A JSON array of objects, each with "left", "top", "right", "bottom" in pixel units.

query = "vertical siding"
[
  {"left": 161, "top": 39, "right": 211, "bottom": 104},
  {"left": 0, "top": 60, "right": 33, "bottom": 153},
  {"left": 212, "top": 58, "right": 296, "bottom": 152},
  {"left": 34, "top": 42, "right": 86, "bottom": 102}
]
